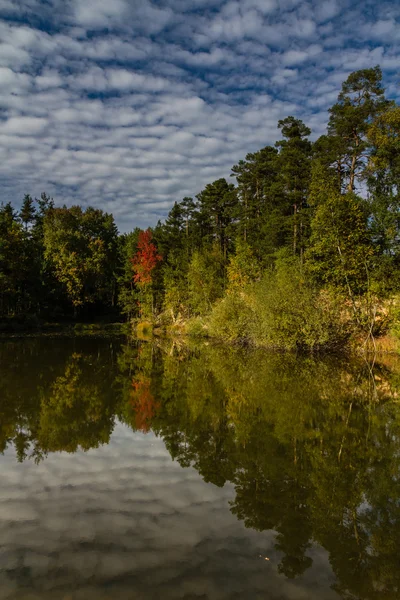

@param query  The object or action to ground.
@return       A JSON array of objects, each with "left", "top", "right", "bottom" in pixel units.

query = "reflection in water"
[{"left": 1, "top": 337, "right": 400, "bottom": 599}]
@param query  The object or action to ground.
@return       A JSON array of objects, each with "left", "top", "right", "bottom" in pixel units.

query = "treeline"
[
  {"left": 1, "top": 66, "right": 400, "bottom": 347},
  {"left": 0, "top": 195, "right": 118, "bottom": 323}
]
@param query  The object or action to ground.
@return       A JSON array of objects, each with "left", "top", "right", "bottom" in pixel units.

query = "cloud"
[
  {"left": 2, "top": 116, "right": 48, "bottom": 135},
  {"left": 73, "top": 0, "right": 128, "bottom": 28},
  {"left": 0, "top": 0, "right": 399, "bottom": 229},
  {"left": 315, "top": 0, "right": 340, "bottom": 22}
]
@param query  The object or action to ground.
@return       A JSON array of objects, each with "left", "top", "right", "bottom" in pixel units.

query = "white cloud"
[
  {"left": 73, "top": 0, "right": 128, "bottom": 28},
  {"left": 0, "top": 0, "right": 398, "bottom": 229},
  {"left": 2, "top": 116, "right": 48, "bottom": 135}
]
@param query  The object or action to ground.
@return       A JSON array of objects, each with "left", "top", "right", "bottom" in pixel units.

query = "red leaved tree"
[
  {"left": 132, "top": 229, "right": 162, "bottom": 286},
  {"left": 131, "top": 229, "right": 162, "bottom": 318}
]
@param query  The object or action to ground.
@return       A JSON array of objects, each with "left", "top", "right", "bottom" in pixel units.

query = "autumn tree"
[{"left": 131, "top": 229, "right": 162, "bottom": 320}]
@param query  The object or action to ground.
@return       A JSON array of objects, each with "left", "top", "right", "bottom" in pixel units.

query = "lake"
[{"left": 0, "top": 336, "right": 399, "bottom": 599}]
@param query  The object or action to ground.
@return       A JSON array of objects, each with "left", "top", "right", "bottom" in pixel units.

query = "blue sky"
[{"left": 0, "top": 0, "right": 399, "bottom": 231}]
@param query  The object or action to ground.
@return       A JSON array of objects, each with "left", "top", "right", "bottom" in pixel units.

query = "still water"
[{"left": 0, "top": 336, "right": 400, "bottom": 600}]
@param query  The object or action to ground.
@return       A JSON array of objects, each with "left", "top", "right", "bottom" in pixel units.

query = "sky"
[{"left": 0, "top": 0, "right": 399, "bottom": 232}]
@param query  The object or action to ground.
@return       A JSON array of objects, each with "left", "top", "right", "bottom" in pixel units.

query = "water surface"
[{"left": 0, "top": 337, "right": 399, "bottom": 599}]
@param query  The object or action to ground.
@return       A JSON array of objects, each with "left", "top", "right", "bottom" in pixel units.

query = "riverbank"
[{"left": 0, "top": 318, "right": 127, "bottom": 338}]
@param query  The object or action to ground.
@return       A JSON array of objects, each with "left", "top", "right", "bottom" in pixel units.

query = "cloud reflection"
[{"left": 0, "top": 424, "right": 337, "bottom": 599}]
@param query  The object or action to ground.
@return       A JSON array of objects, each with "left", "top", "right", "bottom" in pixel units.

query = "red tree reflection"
[{"left": 129, "top": 374, "right": 160, "bottom": 433}]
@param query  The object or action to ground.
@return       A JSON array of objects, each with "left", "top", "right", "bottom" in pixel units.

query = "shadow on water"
[{"left": 1, "top": 336, "right": 400, "bottom": 598}]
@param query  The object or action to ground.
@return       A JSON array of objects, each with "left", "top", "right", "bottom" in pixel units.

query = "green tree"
[
  {"left": 43, "top": 205, "right": 118, "bottom": 314},
  {"left": 306, "top": 162, "right": 374, "bottom": 317},
  {"left": 196, "top": 178, "right": 238, "bottom": 261},
  {"left": 275, "top": 116, "right": 312, "bottom": 259},
  {"left": 366, "top": 105, "right": 400, "bottom": 289},
  {"left": 187, "top": 247, "right": 224, "bottom": 315},
  {"left": 0, "top": 203, "right": 26, "bottom": 316},
  {"left": 117, "top": 229, "right": 141, "bottom": 320},
  {"left": 327, "top": 66, "right": 389, "bottom": 191},
  {"left": 19, "top": 194, "right": 36, "bottom": 231},
  {"left": 231, "top": 146, "right": 281, "bottom": 258}
]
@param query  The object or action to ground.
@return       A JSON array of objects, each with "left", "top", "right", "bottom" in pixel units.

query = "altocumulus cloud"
[{"left": 0, "top": 0, "right": 399, "bottom": 230}]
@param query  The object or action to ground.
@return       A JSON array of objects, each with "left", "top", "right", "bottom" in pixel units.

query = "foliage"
[
  {"left": 226, "top": 241, "right": 260, "bottom": 292},
  {"left": 130, "top": 228, "right": 162, "bottom": 320},
  {"left": 43, "top": 205, "right": 118, "bottom": 312},
  {"left": 208, "top": 292, "right": 255, "bottom": 342},
  {"left": 250, "top": 256, "right": 346, "bottom": 350},
  {"left": 307, "top": 162, "right": 374, "bottom": 296},
  {"left": 187, "top": 247, "right": 224, "bottom": 315}
]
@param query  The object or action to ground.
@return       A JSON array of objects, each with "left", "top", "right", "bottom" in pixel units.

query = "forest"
[{"left": 1, "top": 65, "right": 400, "bottom": 350}]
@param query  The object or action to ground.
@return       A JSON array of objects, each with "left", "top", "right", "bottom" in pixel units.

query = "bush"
[
  {"left": 208, "top": 293, "right": 254, "bottom": 342},
  {"left": 249, "top": 259, "right": 347, "bottom": 351},
  {"left": 205, "top": 254, "right": 348, "bottom": 351}
]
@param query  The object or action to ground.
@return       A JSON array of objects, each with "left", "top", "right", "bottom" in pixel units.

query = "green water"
[{"left": 0, "top": 337, "right": 400, "bottom": 599}]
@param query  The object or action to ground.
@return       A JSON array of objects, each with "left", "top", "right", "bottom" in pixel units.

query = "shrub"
[
  {"left": 208, "top": 293, "right": 254, "bottom": 342},
  {"left": 249, "top": 259, "right": 346, "bottom": 351}
]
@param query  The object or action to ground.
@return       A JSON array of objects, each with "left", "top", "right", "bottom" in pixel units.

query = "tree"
[
  {"left": 226, "top": 241, "right": 260, "bottom": 292},
  {"left": 276, "top": 116, "right": 312, "bottom": 259},
  {"left": 187, "top": 247, "right": 224, "bottom": 315},
  {"left": 117, "top": 229, "right": 141, "bottom": 320},
  {"left": 327, "top": 66, "right": 389, "bottom": 191},
  {"left": 43, "top": 205, "right": 118, "bottom": 314},
  {"left": 196, "top": 178, "right": 238, "bottom": 261},
  {"left": 0, "top": 203, "right": 26, "bottom": 316},
  {"left": 306, "top": 162, "right": 374, "bottom": 307},
  {"left": 232, "top": 146, "right": 284, "bottom": 262},
  {"left": 131, "top": 229, "right": 162, "bottom": 319},
  {"left": 19, "top": 194, "right": 36, "bottom": 231}
]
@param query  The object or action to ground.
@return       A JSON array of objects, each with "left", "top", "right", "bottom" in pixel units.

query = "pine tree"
[{"left": 19, "top": 194, "right": 36, "bottom": 231}]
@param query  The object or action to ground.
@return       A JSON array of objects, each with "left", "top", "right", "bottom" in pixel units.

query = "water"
[{"left": 0, "top": 336, "right": 399, "bottom": 599}]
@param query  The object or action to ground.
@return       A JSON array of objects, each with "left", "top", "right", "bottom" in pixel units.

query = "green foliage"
[
  {"left": 43, "top": 205, "right": 118, "bottom": 311},
  {"left": 19, "top": 194, "right": 36, "bottom": 229},
  {"left": 196, "top": 178, "right": 238, "bottom": 259},
  {"left": 226, "top": 241, "right": 260, "bottom": 291},
  {"left": 208, "top": 292, "right": 254, "bottom": 342},
  {"left": 307, "top": 163, "right": 374, "bottom": 296},
  {"left": 187, "top": 247, "right": 224, "bottom": 315},
  {"left": 185, "top": 316, "right": 208, "bottom": 337},
  {"left": 0, "top": 203, "right": 26, "bottom": 315},
  {"left": 163, "top": 260, "right": 189, "bottom": 321},
  {"left": 117, "top": 229, "right": 141, "bottom": 319},
  {"left": 327, "top": 65, "right": 389, "bottom": 191},
  {"left": 209, "top": 254, "right": 346, "bottom": 350},
  {"left": 250, "top": 256, "right": 346, "bottom": 350}
]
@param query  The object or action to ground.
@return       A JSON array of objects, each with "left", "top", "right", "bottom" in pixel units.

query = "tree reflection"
[
  {"left": 1, "top": 337, "right": 400, "bottom": 597},
  {"left": 0, "top": 338, "right": 119, "bottom": 461},
  {"left": 117, "top": 341, "right": 400, "bottom": 598}
]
